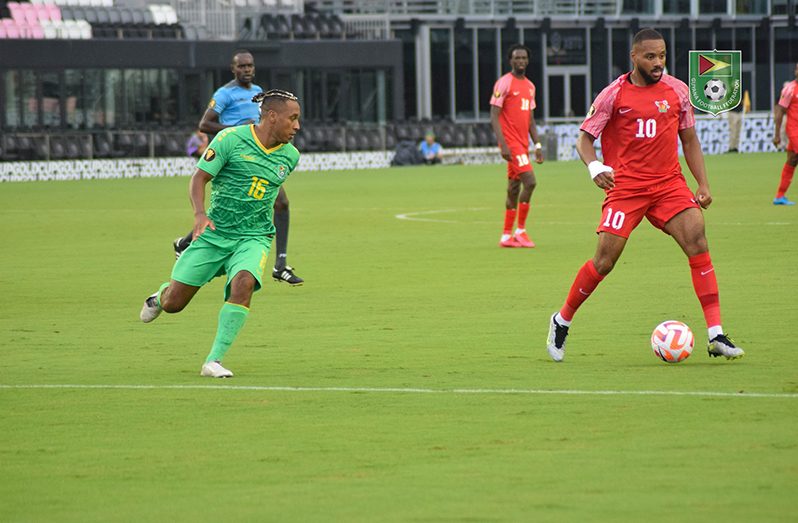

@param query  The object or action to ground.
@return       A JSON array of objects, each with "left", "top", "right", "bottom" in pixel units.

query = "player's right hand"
[
  {"left": 773, "top": 135, "right": 781, "bottom": 147},
  {"left": 588, "top": 161, "right": 614, "bottom": 189},
  {"left": 500, "top": 143, "right": 512, "bottom": 161},
  {"left": 193, "top": 212, "right": 216, "bottom": 240}
]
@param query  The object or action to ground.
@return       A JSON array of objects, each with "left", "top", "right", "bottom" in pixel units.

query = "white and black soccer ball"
[{"left": 703, "top": 79, "right": 727, "bottom": 101}]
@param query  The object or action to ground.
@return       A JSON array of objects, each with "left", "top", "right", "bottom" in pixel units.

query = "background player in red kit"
[
  {"left": 546, "top": 28, "right": 744, "bottom": 362},
  {"left": 772, "top": 62, "right": 798, "bottom": 205},
  {"left": 490, "top": 44, "right": 544, "bottom": 248}
]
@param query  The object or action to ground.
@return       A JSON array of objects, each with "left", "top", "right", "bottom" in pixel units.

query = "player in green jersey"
[{"left": 139, "top": 89, "right": 301, "bottom": 378}]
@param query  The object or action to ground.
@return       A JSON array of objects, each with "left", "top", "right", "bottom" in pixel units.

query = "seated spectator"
[
  {"left": 185, "top": 129, "right": 208, "bottom": 158},
  {"left": 419, "top": 132, "right": 443, "bottom": 165}
]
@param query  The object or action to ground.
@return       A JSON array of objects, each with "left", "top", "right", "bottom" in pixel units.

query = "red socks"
[
  {"left": 503, "top": 209, "right": 517, "bottom": 235},
  {"left": 689, "top": 252, "right": 721, "bottom": 328},
  {"left": 517, "top": 202, "right": 530, "bottom": 230},
  {"left": 560, "top": 260, "right": 605, "bottom": 321},
  {"left": 776, "top": 163, "right": 795, "bottom": 198}
]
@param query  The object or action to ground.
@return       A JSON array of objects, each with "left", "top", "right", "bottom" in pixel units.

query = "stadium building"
[{"left": 0, "top": 0, "right": 796, "bottom": 161}]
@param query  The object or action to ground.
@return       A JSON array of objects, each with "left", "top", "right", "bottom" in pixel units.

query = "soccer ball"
[
  {"left": 703, "top": 79, "right": 727, "bottom": 101},
  {"left": 651, "top": 320, "right": 694, "bottom": 363}
]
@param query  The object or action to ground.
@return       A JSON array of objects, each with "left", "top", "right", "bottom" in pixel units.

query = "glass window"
[
  {"left": 20, "top": 70, "right": 37, "bottom": 128},
  {"left": 477, "top": 27, "right": 498, "bottom": 119},
  {"left": 454, "top": 27, "right": 475, "bottom": 119},
  {"left": 699, "top": 0, "right": 728, "bottom": 14},
  {"left": 570, "top": 74, "right": 587, "bottom": 117},
  {"left": 41, "top": 72, "right": 61, "bottom": 128},
  {"left": 65, "top": 69, "right": 83, "bottom": 129},
  {"left": 105, "top": 70, "right": 122, "bottom": 128},
  {"left": 523, "top": 28, "right": 544, "bottom": 122},
  {"left": 80, "top": 70, "right": 104, "bottom": 129},
  {"left": 163, "top": 69, "right": 178, "bottom": 125},
  {"left": 611, "top": 28, "right": 631, "bottom": 80},
  {"left": 4, "top": 71, "right": 20, "bottom": 128},
  {"left": 736, "top": 0, "right": 768, "bottom": 14},
  {"left": 663, "top": 0, "right": 690, "bottom": 14},
  {"left": 548, "top": 75, "right": 565, "bottom": 117},
  {"left": 395, "top": 28, "right": 417, "bottom": 120},
  {"left": 622, "top": 0, "right": 655, "bottom": 14},
  {"left": 430, "top": 28, "right": 451, "bottom": 119},
  {"left": 734, "top": 27, "right": 753, "bottom": 60},
  {"left": 142, "top": 69, "right": 161, "bottom": 125},
  {"left": 547, "top": 29, "right": 587, "bottom": 66},
  {"left": 123, "top": 69, "right": 141, "bottom": 125},
  {"left": 356, "top": 70, "right": 377, "bottom": 122},
  {"left": 673, "top": 23, "right": 692, "bottom": 81}
]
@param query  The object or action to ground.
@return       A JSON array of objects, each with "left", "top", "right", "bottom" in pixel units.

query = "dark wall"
[{"left": 0, "top": 38, "right": 405, "bottom": 119}]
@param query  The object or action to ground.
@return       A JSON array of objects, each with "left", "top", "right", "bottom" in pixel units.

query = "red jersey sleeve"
[
  {"left": 778, "top": 81, "right": 795, "bottom": 110},
  {"left": 581, "top": 77, "right": 623, "bottom": 138},
  {"left": 661, "top": 75, "right": 695, "bottom": 130},
  {"left": 490, "top": 74, "right": 512, "bottom": 109}
]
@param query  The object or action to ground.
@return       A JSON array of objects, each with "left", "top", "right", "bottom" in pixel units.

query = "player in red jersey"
[
  {"left": 772, "top": 62, "right": 798, "bottom": 205},
  {"left": 546, "top": 28, "right": 744, "bottom": 362},
  {"left": 490, "top": 44, "right": 544, "bottom": 248}
]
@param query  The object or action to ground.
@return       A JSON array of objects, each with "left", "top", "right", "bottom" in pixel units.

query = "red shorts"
[
  {"left": 506, "top": 146, "right": 533, "bottom": 179},
  {"left": 596, "top": 177, "right": 699, "bottom": 239}
]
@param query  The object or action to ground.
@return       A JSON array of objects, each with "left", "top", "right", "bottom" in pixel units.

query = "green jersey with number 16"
[{"left": 196, "top": 124, "right": 300, "bottom": 238}]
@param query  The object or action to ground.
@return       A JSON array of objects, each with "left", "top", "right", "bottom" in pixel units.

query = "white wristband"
[
  {"left": 588, "top": 160, "right": 612, "bottom": 180},
  {"left": 534, "top": 142, "right": 542, "bottom": 150}
]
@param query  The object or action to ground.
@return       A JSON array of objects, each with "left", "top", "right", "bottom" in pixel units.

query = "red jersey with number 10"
[
  {"left": 490, "top": 73, "right": 537, "bottom": 150},
  {"left": 581, "top": 73, "right": 695, "bottom": 189}
]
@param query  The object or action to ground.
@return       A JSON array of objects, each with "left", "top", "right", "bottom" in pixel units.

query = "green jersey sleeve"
[{"left": 196, "top": 127, "right": 238, "bottom": 176}]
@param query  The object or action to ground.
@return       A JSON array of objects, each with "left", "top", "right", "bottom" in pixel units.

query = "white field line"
[
  {"left": 395, "top": 208, "right": 794, "bottom": 227},
  {"left": 1, "top": 384, "right": 796, "bottom": 399}
]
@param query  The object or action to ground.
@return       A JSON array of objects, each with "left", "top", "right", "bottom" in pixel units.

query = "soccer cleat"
[
  {"left": 139, "top": 293, "right": 162, "bottom": 323},
  {"left": 546, "top": 313, "right": 569, "bottom": 362},
  {"left": 707, "top": 334, "right": 745, "bottom": 360},
  {"left": 173, "top": 237, "right": 189, "bottom": 260},
  {"left": 773, "top": 196, "right": 796, "bottom": 206},
  {"left": 273, "top": 266, "right": 304, "bottom": 286},
  {"left": 514, "top": 231, "right": 536, "bottom": 248},
  {"left": 499, "top": 236, "right": 520, "bottom": 248},
  {"left": 200, "top": 361, "right": 234, "bottom": 378}
]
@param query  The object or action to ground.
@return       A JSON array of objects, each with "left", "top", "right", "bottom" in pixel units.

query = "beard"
[{"left": 638, "top": 67, "right": 663, "bottom": 85}]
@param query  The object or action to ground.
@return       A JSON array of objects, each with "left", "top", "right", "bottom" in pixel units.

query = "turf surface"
[{"left": 1, "top": 152, "right": 796, "bottom": 522}]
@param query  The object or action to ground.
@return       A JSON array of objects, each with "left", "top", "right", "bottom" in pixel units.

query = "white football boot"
[{"left": 201, "top": 361, "right": 234, "bottom": 378}]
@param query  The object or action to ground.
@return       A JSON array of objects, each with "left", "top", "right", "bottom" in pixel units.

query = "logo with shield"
[{"left": 688, "top": 50, "right": 742, "bottom": 116}]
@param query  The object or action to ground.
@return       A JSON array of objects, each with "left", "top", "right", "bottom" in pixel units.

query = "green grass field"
[{"left": 1, "top": 152, "right": 796, "bottom": 522}]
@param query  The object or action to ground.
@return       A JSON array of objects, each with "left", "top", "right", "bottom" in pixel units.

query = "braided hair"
[{"left": 252, "top": 89, "right": 298, "bottom": 107}]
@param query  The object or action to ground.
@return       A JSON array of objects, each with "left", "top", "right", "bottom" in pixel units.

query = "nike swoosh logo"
[
  {"left": 513, "top": 91, "right": 520, "bottom": 95},
  {"left": 700, "top": 269, "right": 714, "bottom": 276},
  {"left": 578, "top": 288, "right": 591, "bottom": 296},
  {"left": 619, "top": 108, "right": 632, "bottom": 114}
]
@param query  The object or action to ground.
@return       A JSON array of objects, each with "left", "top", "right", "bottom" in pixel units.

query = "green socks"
[
  {"left": 155, "top": 282, "right": 170, "bottom": 307},
  {"left": 205, "top": 302, "right": 250, "bottom": 364}
]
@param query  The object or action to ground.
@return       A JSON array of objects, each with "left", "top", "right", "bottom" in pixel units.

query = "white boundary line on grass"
[
  {"left": 395, "top": 208, "right": 794, "bottom": 226},
  {"left": 1, "top": 384, "right": 796, "bottom": 399}
]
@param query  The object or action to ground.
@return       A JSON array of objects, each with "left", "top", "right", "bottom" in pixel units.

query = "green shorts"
[{"left": 171, "top": 228, "right": 273, "bottom": 300}]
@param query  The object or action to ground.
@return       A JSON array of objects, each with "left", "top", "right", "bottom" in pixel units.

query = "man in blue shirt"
[
  {"left": 419, "top": 131, "right": 443, "bottom": 164},
  {"left": 174, "top": 50, "right": 304, "bottom": 285}
]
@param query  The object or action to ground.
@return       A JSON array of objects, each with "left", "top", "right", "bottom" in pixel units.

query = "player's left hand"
[
  {"left": 695, "top": 186, "right": 712, "bottom": 209},
  {"left": 534, "top": 149, "right": 544, "bottom": 164}
]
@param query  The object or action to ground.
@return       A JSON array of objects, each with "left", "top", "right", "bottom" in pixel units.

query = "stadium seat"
[
  {"left": 2, "top": 19, "right": 21, "bottom": 39},
  {"left": 45, "top": 4, "right": 62, "bottom": 22},
  {"left": 49, "top": 137, "right": 66, "bottom": 159},
  {"left": 9, "top": 3, "right": 24, "bottom": 23}
]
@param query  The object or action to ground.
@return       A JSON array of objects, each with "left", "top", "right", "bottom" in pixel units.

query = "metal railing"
[{"left": 309, "top": 0, "right": 620, "bottom": 16}]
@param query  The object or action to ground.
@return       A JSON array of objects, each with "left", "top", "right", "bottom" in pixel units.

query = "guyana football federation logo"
[{"left": 688, "top": 50, "right": 742, "bottom": 116}]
